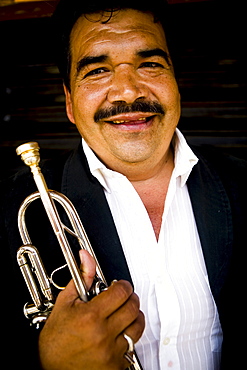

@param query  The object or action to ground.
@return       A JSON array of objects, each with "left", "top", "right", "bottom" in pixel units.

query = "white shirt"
[{"left": 82, "top": 129, "right": 223, "bottom": 370}]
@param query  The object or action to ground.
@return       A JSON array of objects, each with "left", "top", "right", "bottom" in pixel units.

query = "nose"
[{"left": 107, "top": 66, "right": 148, "bottom": 105}]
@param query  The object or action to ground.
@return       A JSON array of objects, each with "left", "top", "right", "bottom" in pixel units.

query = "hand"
[{"left": 38, "top": 250, "right": 145, "bottom": 370}]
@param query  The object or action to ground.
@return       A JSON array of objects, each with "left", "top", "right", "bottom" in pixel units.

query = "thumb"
[
  {"left": 58, "top": 250, "right": 97, "bottom": 303},
  {"left": 79, "top": 249, "right": 96, "bottom": 291}
]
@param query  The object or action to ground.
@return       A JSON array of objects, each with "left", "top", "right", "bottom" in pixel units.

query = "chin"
[{"left": 111, "top": 143, "right": 156, "bottom": 164}]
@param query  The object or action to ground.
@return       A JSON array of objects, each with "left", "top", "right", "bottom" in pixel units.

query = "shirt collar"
[
  {"left": 82, "top": 128, "right": 198, "bottom": 191},
  {"left": 172, "top": 128, "right": 198, "bottom": 187},
  {"left": 82, "top": 139, "right": 118, "bottom": 193}
]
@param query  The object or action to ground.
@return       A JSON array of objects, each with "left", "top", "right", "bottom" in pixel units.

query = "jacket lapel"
[
  {"left": 60, "top": 145, "right": 132, "bottom": 286},
  {"left": 187, "top": 149, "right": 233, "bottom": 302}
]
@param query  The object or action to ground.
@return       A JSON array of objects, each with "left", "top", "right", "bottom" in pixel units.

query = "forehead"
[{"left": 70, "top": 9, "right": 168, "bottom": 59}]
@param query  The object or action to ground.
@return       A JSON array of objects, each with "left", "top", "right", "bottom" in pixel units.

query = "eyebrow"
[
  {"left": 137, "top": 48, "right": 171, "bottom": 65},
  {"left": 76, "top": 47, "right": 171, "bottom": 75}
]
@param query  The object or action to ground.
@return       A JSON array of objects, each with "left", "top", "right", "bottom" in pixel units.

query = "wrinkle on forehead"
[{"left": 70, "top": 9, "right": 168, "bottom": 61}]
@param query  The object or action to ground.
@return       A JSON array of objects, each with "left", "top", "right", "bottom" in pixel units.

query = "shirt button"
[{"left": 163, "top": 337, "right": 170, "bottom": 345}]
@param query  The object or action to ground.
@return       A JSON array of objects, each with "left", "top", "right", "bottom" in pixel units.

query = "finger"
[
  {"left": 79, "top": 249, "right": 96, "bottom": 290},
  {"left": 57, "top": 250, "right": 96, "bottom": 304},
  {"left": 91, "top": 280, "right": 134, "bottom": 318},
  {"left": 56, "top": 277, "right": 82, "bottom": 304},
  {"left": 108, "top": 291, "right": 143, "bottom": 337},
  {"left": 121, "top": 310, "right": 145, "bottom": 344}
]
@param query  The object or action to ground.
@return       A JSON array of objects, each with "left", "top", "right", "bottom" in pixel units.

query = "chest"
[
  {"left": 139, "top": 191, "right": 166, "bottom": 240},
  {"left": 104, "top": 175, "right": 222, "bottom": 370}
]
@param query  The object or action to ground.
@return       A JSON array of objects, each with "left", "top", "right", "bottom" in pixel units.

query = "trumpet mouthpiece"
[{"left": 16, "top": 142, "right": 40, "bottom": 168}]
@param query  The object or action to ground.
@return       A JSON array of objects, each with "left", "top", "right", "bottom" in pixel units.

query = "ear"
[{"left": 63, "top": 84, "right": 75, "bottom": 124}]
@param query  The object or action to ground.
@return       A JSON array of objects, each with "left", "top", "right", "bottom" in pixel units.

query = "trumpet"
[{"left": 16, "top": 142, "right": 143, "bottom": 370}]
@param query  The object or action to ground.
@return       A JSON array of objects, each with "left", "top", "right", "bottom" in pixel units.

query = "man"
[{"left": 1, "top": 0, "right": 246, "bottom": 369}]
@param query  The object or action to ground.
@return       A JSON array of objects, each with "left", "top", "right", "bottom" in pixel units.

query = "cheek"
[
  {"left": 73, "top": 85, "right": 107, "bottom": 119},
  {"left": 152, "top": 78, "right": 181, "bottom": 126},
  {"left": 71, "top": 92, "right": 103, "bottom": 142},
  {"left": 148, "top": 74, "right": 180, "bottom": 105},
  {"left": 164, "top": 84, "right": 180, "bottom": 112}
]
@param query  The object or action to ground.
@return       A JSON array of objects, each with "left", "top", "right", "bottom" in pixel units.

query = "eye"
[
  {"left": 84, "top": 67, "right": 109, "bottom": 78},
  {"left": 139, "top": 62, "right": 165, "bottom": 69}
]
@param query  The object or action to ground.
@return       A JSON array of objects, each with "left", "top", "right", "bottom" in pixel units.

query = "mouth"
[{"left": 104, "top": 114, "right": 156, "bottom": 130}]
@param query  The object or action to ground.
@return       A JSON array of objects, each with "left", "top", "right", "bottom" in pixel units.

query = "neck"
[
  {"left": 104, "top": 145, "right": 174, "bottom": 183},
  {"left": 130, "top": 147, "right": 174, "bottom": 240},
  {"left": 129, "top": 146, "right": 174, "bottom": 196},
  {"left": 99, "top": 144, "right": 174, "bottom": 241}
]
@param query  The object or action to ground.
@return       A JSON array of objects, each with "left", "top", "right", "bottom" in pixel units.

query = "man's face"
[{"left": 65, "top": 9, "right": 181, "bottom": 172}]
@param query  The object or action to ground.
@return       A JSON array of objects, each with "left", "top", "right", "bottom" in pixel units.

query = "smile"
[{"left": 105, "top": 115, "right": 155, "bottom": 125}]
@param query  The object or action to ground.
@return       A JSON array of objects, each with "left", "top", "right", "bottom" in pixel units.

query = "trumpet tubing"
[{"left": 16, "top": 142, "right": 143, "bottom": 370}]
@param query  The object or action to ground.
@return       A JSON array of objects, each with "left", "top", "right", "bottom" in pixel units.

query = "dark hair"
[{"left": 52, "top": 0, "right": 172, "bottom": 91}]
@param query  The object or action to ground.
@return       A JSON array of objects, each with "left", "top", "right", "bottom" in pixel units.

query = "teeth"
[{"left": 112, "top": 117, "right": 147, "bottom": 124}]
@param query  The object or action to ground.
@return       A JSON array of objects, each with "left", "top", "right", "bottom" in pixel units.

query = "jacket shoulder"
[{"left": 191, "top": 145, "right": 247, "bottom": 186}]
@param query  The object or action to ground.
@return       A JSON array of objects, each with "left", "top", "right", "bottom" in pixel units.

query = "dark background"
[{"left": 0, "top": 0, "right": 246, "bottom": 180}]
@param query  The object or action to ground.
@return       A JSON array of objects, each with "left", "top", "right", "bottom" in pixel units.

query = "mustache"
[{"left": 94, "top": 100, "right": 165, "bottom": 123}]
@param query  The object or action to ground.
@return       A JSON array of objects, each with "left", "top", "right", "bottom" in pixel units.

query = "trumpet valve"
[{"left": 24, "top": 302, "right": 54, "bottom": 329}]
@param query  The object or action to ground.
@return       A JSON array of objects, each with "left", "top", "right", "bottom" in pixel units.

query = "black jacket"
[{"left": 1, "top": 143, "right": 246, "bottom": 369}]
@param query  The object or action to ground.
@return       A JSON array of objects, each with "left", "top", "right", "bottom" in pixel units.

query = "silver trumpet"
[{"left": 16, "top": 142, "right": 143, "bottom": 370}]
